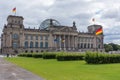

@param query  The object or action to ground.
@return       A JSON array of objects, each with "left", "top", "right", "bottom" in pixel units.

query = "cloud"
[
  {"left": 101, "top": 8, "right": 119, "bottom": 19},
  {"left": 0, "top": 0, "right": 120, "bottom": 44}
]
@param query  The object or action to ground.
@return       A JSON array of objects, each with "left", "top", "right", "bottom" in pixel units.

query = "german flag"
[
  {"left": 12, "top": 7, "right": 16, "bottom": 12},
  {"left": 96, "top": 28, "right": 103, "bottom": 35}
]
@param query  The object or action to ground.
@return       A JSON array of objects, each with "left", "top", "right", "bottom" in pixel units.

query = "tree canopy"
[{"left": 104, "top": 43, "right": 120, "bottom": 52}]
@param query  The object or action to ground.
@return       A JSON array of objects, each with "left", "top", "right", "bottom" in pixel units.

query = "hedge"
[
  {"left": 42, "top": 52, "right": 56, "bottom": 59},
  {"left": 56, "top": 52, "right": 85, "bottom": 61},
  {"left": 32, "top": 53, "right": 43, "bottom": 58},
  {"left": 18, "top": 53, "right": 32, "bottom": 57},
  {"left": 85, "top": 52, "right": 120, "bottom": 64},
  {"left": 18, "top": 53, "right": 42, "bottom": 58}
]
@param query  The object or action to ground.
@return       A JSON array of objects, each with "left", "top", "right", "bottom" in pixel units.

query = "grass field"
[{"left": 5, "top": 57, "right": 120, "bottom": 80}]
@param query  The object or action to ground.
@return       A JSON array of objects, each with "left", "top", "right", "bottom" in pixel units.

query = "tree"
[
  {"left": 109, "top": 43, "right": 120, "bottom": 51},
  {"left": 104, "top": 44, "right": 113, "bottom": 52}
]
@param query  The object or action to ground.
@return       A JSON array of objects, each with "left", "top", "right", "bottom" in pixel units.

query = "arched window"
[
  {"left": 24, "top": 41, "right": 28, "bottom": 48},
  {"left": 40, "top": 42, "right": 43, "bottom": 48},
  {"left": 98, "top": 44, "right": 101, "bottom": 48},
  {"left": 45, "top": 42, "right": 48, "bottom": 48},
  {"left": 30, "top": 41, "right": 33, "bottom": 48},
  {"left": 97, "top": 38, "right": 101, "bottom": 43},
  {"left": 13, "top": 42, "right": 18, "bottom": 48},
  {"left": 13, "top": 33, "right": 19, "bottom": 39},
  {"left": 35, "top": 42, "right": 38, "bottom": 48}
]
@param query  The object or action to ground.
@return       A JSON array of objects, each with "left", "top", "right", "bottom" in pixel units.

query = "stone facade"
[{"left": 1, "top": 15, "right": 104, "bottom": 54}]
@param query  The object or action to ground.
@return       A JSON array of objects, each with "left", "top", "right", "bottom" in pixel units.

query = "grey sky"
[{"left": 1, "top": 0, "right": 120, "bottom": 44}]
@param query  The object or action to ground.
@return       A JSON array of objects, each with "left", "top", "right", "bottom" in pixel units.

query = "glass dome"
[{"left": 40, "top": 19, "right": 61, "bottom": 29}]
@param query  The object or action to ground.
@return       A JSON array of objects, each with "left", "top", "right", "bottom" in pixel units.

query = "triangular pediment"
[{"left": 59, "top": 26, "right": 74, "bottom": 32}]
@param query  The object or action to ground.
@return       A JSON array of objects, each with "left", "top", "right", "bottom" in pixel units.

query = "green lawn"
[{"left": 5, "top": 57, "right": 120, "bottom": 80}]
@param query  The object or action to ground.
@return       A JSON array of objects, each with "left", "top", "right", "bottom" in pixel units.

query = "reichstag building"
[{"left": 1, "top": 15, "right": 104, "bottom": 54}]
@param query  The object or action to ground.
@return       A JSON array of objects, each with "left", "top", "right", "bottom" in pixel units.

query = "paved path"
[{"left": 0, "top": 58, "right": 44, "bottom": 80}]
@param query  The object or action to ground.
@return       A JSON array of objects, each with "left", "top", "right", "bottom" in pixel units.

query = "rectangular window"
[
  {"left": 78, "top": 38, "right": 80, "bottom": 42},
  {"left": 40, "top": 35, "right": 43, "bottom": 40},
  {"left": 88, "top": 44, "right": 90, "bottom": 48},
  {"left": 25, "top": 35, "right": 28, "bottom": 40},
  {"left": 45, "top": 35, "right": 48, "bottom": 40},
  {"left": 31, "top": 35, "right": 33, "bottom": 40},
  {"left": 81, "top": 38, "right": 83, "bottom": 42},
  {"left": 13, "top": 42, "right": 18, "bottom": 48},
  {"left": 36, "top": 36, "right": 38, "bottom": 40},
  {"left": 84, "top": 38, "right": 86, "bottom": 42},
  {"left": 13, "top": 34, "right": 19, "bottom": 40},
  {"left": 18, "top": 21, "right": 20, "bottom": 24},
  {"left": 80, "top": 43, "right": 83, "bottom": 48},
  {"left": 84, "top": 44, "right": 86, "bottom": 48},
  {"left": 91, "top": 44, "right": 93, "bottom": 48}
]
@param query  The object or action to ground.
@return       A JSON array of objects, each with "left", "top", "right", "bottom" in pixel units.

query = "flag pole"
[
  {"left": 94, "top": 25, "right": 97, "bottom": 52},
  {"left": 15, "top": 8, "right": 16, "bottom": 16},
  {"left": 15, "top": 10, "right": 16, "bottom": 16},
  {"left": 92, "top": 18, "right": 95, "bottom": 25},
  {"left": 96, "top": 35, "right": 98, "bottom": 52}
]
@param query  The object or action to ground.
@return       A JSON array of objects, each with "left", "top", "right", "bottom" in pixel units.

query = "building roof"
[{"left": 7, "top": 15, "right": 24, "bottom": 20}]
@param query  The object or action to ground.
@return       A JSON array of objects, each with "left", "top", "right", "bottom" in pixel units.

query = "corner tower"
[
  {"left": 7, "top": 15, "right": 24, "bottom": 28},
  {"left": 1, "top": 15, "right": 24, "bottom": 54}
]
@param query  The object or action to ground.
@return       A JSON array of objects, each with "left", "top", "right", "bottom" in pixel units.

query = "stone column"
[
  {"left": 21, "top": 33, "right": 25, "bottom": 49},
  {"left": 72, "top": 36, "right": 75, "bottom": 50},
  {"left": 3, "top": 34, "right": 5, "bottom": 47},
  {"left": 59, "top": 35, "right": 61, "bottom": 50},
  {"left": 69, "top": 36, "right": 71, "bottom": 50},
  {"left": 20, "top": 33, "right": 22, "bottom": 48},
  {"left": 54, "top": 35, "right": 57, "bottom": 49},
  {"left": 89, "top": 43, "right": 91, "bottom": 48},
  {"left": 6, "top": 34, "right": 9, "bottom": 48},
  {"left": 28, "top": 40, "right": 30, "bottom": 48},
  {"left": 70, "top": 36, "right": 73, "bottom": 50},
  {"left": 83, "top": 43, "right": 84, "bottom": 49},
  {"left": 49, "top": 33, "right": 53, "bottom": 50},
  {"left": 9, "top": 33, "right": 12, "bottom": 47},
  {"left": 64, "top": 35, "right": 66, "bottom": 50},
  {"left": 74, "top": 36, "right": 78, "bottom": 50},
  {"left": 68, "top": 35, "right": 70, "bottom": 50}
]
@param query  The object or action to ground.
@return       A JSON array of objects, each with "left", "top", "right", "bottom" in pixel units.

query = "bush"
[
  {"left": 18, "top": 53, "right": 43, "bottom": 58},
  {"left": 26, "top": 53, "right": 33, "bottom": 57},
  {"left": 18, "top": 53, "right": 26, "bottom": 57},
  {"left": 42, "top": 52, "right": 56, "bottom": 59},
  {"left": 56, "top": 52, "right": 85, "bottom": 61},
  {"left": 18, "top": 53, "right": 32, "bottom": 57},
  {"left": 85, "top": 52, "right": 120, "bottom": 64},
  {"left": 32, "top": 53, "right": 43, "bottom": 58}
]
